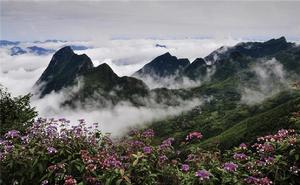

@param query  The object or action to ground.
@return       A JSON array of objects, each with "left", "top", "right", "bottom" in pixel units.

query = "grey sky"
[{"left": 1, "top": 0, "right": 300, "bottom": 41}]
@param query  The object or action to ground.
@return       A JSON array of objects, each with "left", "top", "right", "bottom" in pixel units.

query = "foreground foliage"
[
  {"left": 1, "top": 114, "right": 300, "bottom": 185},
  {"left": 0, "top": 86, "right": 37, "bottom": 135}
]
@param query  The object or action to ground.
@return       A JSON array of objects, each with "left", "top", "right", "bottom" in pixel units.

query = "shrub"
[{"left": 0, "top": 86, "right": 37, "bottom": 135}]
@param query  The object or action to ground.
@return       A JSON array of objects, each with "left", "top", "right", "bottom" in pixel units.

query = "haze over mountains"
[
  {"left": 1, "top": 37, "right": 299, "bottom": 137},
  {"left": 35, "top": 37, "right": 299, "bottom": 104},
  {"left": 26, "top": 36, "right": 300, "bottom": 142}
]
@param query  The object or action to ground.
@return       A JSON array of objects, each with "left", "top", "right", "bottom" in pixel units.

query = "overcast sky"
[{"left": 1, "top": 0, "right": 300, "bottom": 41}]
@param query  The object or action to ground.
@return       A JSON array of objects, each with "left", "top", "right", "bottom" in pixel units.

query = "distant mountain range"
[
  {"left": 134, "top": 36, "right": 297, "bottom": 82},
  {"left": 9, "top": 46, "right": 55, "bottom": 56},
  {"left": 0, "top": 40, "right": 20, "bottom": 46},
  {"left": 34, "top": 37, "right": 300, "bottom": 148},
  {"left": 0, "top": 39, "right": 91, "bottom": 56},
  {"left": 36, "top": 37, "right": 300, "bottom": 102}
]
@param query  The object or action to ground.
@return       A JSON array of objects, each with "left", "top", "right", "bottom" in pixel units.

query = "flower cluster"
[
  {"left": 181, "top": 164, "right": 190, "bottom": 172},
  {"left": 223, "top": 162, "right": 238, "bottom": 172},
  {"left": 257, "top": 129, "right": 295, "bottom": 143},
  {"left": 195, "top": 170, "right": 211, "bottom": 181},
  {"left": 233, "top": 153, "right": 248, "bottom": 160},
  {"left": 244, "top": 176, "right": 273, "bottom": 185},
  {"left": 185, "top": 131, "right": 203, "bottom": 141},
  {"left": 0, "top": 119, "right": 298, "bottom": 185},
  {"left": 142, "top": 129, "right": 155, "bottom": 138}
]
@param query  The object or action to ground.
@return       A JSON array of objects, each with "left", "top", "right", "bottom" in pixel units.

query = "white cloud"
[
  {"left": 240, "top": 58, "right": 291, "bottom": 105},
  {"left": 1, "top": 1, "right": 300, "bottom": 41},
  {"left": 0, "top": 38, "right": 248, "bottom": 135}
]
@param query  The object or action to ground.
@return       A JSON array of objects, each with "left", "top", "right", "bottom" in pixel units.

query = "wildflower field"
[{"left": 1, "top": 115, "right": 299, "bottom": 185}]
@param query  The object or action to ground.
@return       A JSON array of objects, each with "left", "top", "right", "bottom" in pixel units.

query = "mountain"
[
  {"left": 0, "top": 40, "right": 20, "bottom": 47},
  {"left": 145, "top": 37, "right": 300, "bottom": 150},
  {"left": 183, "top": 58, "right": 208, "bottom": 80},
  {"left": 133, "top": 52, "right": 190, "bottom": 79},
  {"left": 8, "top": 45, "right": 55, "bottom": 56},
  {"left": 35, "top": 46, "right": 94, "bottom": 97},
  {"left": 27, "top": 46, "right": 55, "bottom": 55},
  {"left": 63, "top": 63, "right": 149, "bottom": 107},
  {"left": 10, "top": 46, "right": 27, "bottom": 55},
  {"left": 204, "top": 36, "right": 294, "bottom": 63},
  {"left": 33, "top": 39, "right": 67, "bottom": 43},
  {"left": 31, "top": 37, "right": 300, "bottom": 150},
  {"left": 35, "top": 46, "right": 150, "bottom": 107},
  {"left": 133, "top": 37, "right": 299, "bottom": 84}
]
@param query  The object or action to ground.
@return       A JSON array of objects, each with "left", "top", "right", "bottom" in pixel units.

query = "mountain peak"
[
  {"left": 278, "top": 36, "right": 287, "bottom": 42},
  {"left": 54, "top": 46, "right": 74, "bottom": 56},
  {"left": 205, "top": 36, "right": 293, "bottom": 63},
  {"left": 192, "top": 58, "right": 206, "bottom": 66},
  {"left": 35, "top": 46, "right": 93, "bottom": 97},
  {"left": 153, "top": 52, "right": 174, "bottom": 61},
  {"left": 94, "top": 63, "right": 116, "bottom": 76},
  {"left": 133, "top": 52, "right": 190, "bottom": 78},
  {"left": 264, "top": 36, "right": 287, "bottom": 45},
  {"left": 161, "top": 52, "right": 172, "bottom": 57}
]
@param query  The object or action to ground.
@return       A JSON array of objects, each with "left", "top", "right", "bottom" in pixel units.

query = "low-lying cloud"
[
  {"left": 240, "top": 58, "right": 291, "bottom": 105},
  {"left": 0, "top": 38, "right": 242, "bottom": 135},
  {"left": 32, "top": 90, "right": 202, "bottom": 135}
]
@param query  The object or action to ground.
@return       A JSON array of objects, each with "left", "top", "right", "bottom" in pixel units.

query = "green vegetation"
[
  {"left": 0, "top": 86, "right": 37, "bottom": 135},
  {"left": 1, "top": 119, "right": 299, "bottom": 185},
  {"left": 150, "top": 90, "right": 300, "bottom": 150}
]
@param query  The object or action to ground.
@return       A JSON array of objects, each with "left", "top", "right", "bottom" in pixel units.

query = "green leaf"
[
  {"left": 116, "top": 179, "right": 123, "bottom": 185},
  {"left": 133, "top": 159, "right": 138, "bottom": 167},
  {"left": 295, "top": 154, "right": 299, "bottom": 161}
]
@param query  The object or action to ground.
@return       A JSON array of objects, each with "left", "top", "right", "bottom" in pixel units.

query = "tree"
[{"left": 0, "top": 85, "right": 37, "bottom": 135}]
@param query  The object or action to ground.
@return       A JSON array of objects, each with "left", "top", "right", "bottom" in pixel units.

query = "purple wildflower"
[
  {"left": 186, "top": 131, "right": 202, "bottom": 141},
  {"left": 143, "top": 146, "right": 152, "bottom": 154},
  {"left": 239, "top": 143, "right": 247, "bottom": 149},
  {"left": 259, "top": 177, "right": 273, "bottom": 185},
  {"left": 290, "top": 165, "right": 299, "bottom": 175},
  {"left": 21, "top": 135, "right": 29, "bottom": 144},
  {"left": 159, "top": 138, "right": 174, "bottom": 150},
  {"left": 47, "top": 147, "right": 58, "bottom": 154},
  {"left": 72, "top": 126, "right": 83, "bottom": 138},
  {"left": 129, "top": 140, "right": 144, "bottom": 148},
  {"left": 244, "top": 176, "right": 259, "bottom": 184},
  {"left": 233, "top": 153, "right": 247, "bottom": 160},
  {"left": 4, "top": 145, "right": 14, "bottom": 153},
  {"left": 46, "top": 125, "right": 58, "bottom": 137},
  {"left": 261, "top": 156, "right": 274, "bottom": 165},
  {"left": 159, "top": 155, "right": 168, "bottom": 163},
  {"left": 142, "top": 129, "right": 155, "bottom": 138},
  {"left": 103, "top": 155, "right": 122, "bottom": 169},
  {"left": 5, "top": 130, "right": 20, "bottom": 139},
  {"left": 223, "top": 162, "right": 238, "bottom": 172},
  {"left": 195, "top": 170, "right": 211, "bottom": 181},
  {"left": 86, "top": 163, "right": 97, "bottom": 172},
  {"left": 64, "top": 175, "right": 77, "bottom": 185},
  {"left": 185, "top": 154, "right": 197, "bottom": 162},
  {"left": 181, "top": 164, "right": 190, "bottom": 172},
  {"left": 41, "top": 180, "right": 49, "bottom": 185}
]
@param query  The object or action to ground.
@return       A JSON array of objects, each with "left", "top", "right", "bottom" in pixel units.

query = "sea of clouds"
[{"left": 0, "top": 38, "right": 255, "bottom": 135}]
